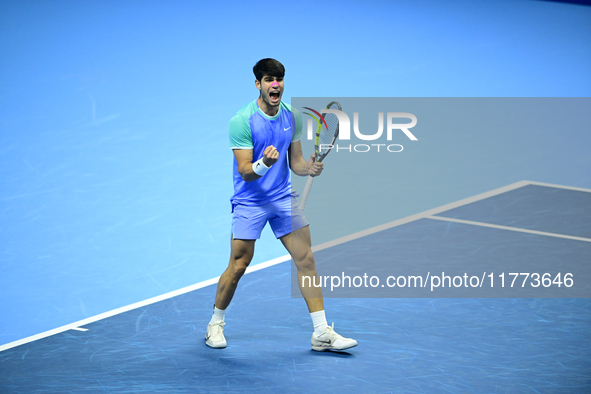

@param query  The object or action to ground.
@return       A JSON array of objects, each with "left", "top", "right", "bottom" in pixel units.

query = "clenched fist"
[{"left": 262, "top": 145, "right": 279, "bottom": 167}]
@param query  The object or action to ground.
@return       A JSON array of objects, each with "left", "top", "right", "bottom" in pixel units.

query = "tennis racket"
[{"left": 298, "top": 101, "right": 341, "bottom": 210}]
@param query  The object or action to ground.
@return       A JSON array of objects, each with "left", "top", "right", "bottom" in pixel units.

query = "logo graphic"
[
  {"left": 303, "top": 107, "right": 329, "bottom": 134},
  {"left": 303, "top": 107, "right": 418, "bottom": 153}
]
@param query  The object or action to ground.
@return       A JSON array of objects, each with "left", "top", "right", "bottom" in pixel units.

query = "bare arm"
[
  {"left": 233, "top": 146, "right": 279, "bottom": 182},
  {"left": 288, "top": 141, "right": 324, "bottom": 177}
]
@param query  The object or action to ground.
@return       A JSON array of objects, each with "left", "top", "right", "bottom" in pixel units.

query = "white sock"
[
  {"left": 310, "top": 310, "right": 329, "bottom": 335},
  {"left": 209, "top": 306, "right": 225, "bottom": 325}
]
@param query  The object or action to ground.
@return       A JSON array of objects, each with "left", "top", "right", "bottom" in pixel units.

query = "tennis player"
[{"left": 205, "top": 58, "right": 357, "bottom": 352}]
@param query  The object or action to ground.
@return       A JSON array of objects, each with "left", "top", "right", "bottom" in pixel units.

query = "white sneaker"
[
  {"left": 205, "top": 321, "right": 226, "bottom": 348},
  {"left": 311, "top": 323, "right": 357, "bottom": 351}
]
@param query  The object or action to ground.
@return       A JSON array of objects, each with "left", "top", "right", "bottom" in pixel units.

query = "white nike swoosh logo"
[{"left": 284, "top": 127, "right": 291, "bottom": 131}]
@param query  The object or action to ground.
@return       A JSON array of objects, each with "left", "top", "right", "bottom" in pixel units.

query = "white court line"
[
  {"left": 426, "top": 216, "right": 591, "bottom": 243},
  {"left": 526, "top": 181, "right": 591, "bottom": 194},
  {"left": 0, "top": 179, "right": 549, "bottom": 353},
  {"left": 311, "top": 180, "right": 532, "bottom": 252},
  {"left": 0, "top": 256, "right": 291, "bottom": 353},
  {"left": 0, "top": 276, "right": 217, "bottom": 353}
]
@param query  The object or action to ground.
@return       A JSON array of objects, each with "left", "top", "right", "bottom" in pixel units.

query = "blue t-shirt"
[{"left": 229, "top": 100, "right": 303, "bottom": 206}]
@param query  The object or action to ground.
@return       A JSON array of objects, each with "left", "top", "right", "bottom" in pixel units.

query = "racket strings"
[
  {"left": 319, "top": 117, "right": 337, "bottom": 146},
  {"left": 315, "top": 101, "right": 341, "bottom": 161}
]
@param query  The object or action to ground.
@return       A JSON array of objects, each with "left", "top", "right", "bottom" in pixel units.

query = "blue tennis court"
[
  {"left": 1, "top": 0, "right": 590, "bottom": 393},
  {"left": 1, "top": 181, "right": 589, "bottom": 393}
]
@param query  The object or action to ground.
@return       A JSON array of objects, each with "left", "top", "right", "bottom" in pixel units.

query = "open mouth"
[{"left": 269, "top": 91, "right": 281, "bottom": 102}]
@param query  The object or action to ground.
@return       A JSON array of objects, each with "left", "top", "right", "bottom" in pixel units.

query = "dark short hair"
[{"left": 253, "top": 58, "right": 285, "bottom": 82}]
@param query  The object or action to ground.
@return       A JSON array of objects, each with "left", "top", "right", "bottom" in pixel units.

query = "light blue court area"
[{"left": 1, "top": 182, "right": 590, "bottom": 393}]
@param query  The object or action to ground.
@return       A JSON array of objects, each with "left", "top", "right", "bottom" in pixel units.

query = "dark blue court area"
[{"left": 1, "top": 182, "right": 590, "bottom": 393}]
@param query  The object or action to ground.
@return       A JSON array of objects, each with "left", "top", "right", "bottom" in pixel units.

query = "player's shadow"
[{"left": 309, "top": 349, "right": 356, "bottom": 358}]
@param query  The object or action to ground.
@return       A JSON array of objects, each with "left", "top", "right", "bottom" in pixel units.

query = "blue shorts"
[{"left": 231, "top": 192, "right": 309, "bottom": 240}]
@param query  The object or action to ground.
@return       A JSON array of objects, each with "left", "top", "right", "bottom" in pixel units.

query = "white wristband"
[{"left": 252, "top": 158, "right": 271, "bottom": 176}]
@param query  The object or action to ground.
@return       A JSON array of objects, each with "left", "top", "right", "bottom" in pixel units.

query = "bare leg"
[
  {"left": 214, "top": 239, "right": 255, "bottom": 310},
  {"left": 280, "top": 226, "right": 324, "bottom": 313}
]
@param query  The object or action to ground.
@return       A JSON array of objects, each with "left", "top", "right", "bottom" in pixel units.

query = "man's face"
[{"left": 256, "top": 74, "right": 284, "bottom": 108}]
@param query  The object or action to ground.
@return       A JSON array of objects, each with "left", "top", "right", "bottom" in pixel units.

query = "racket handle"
[{"left": 298, "top": 176, "right": 315, "bottom": 211}]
